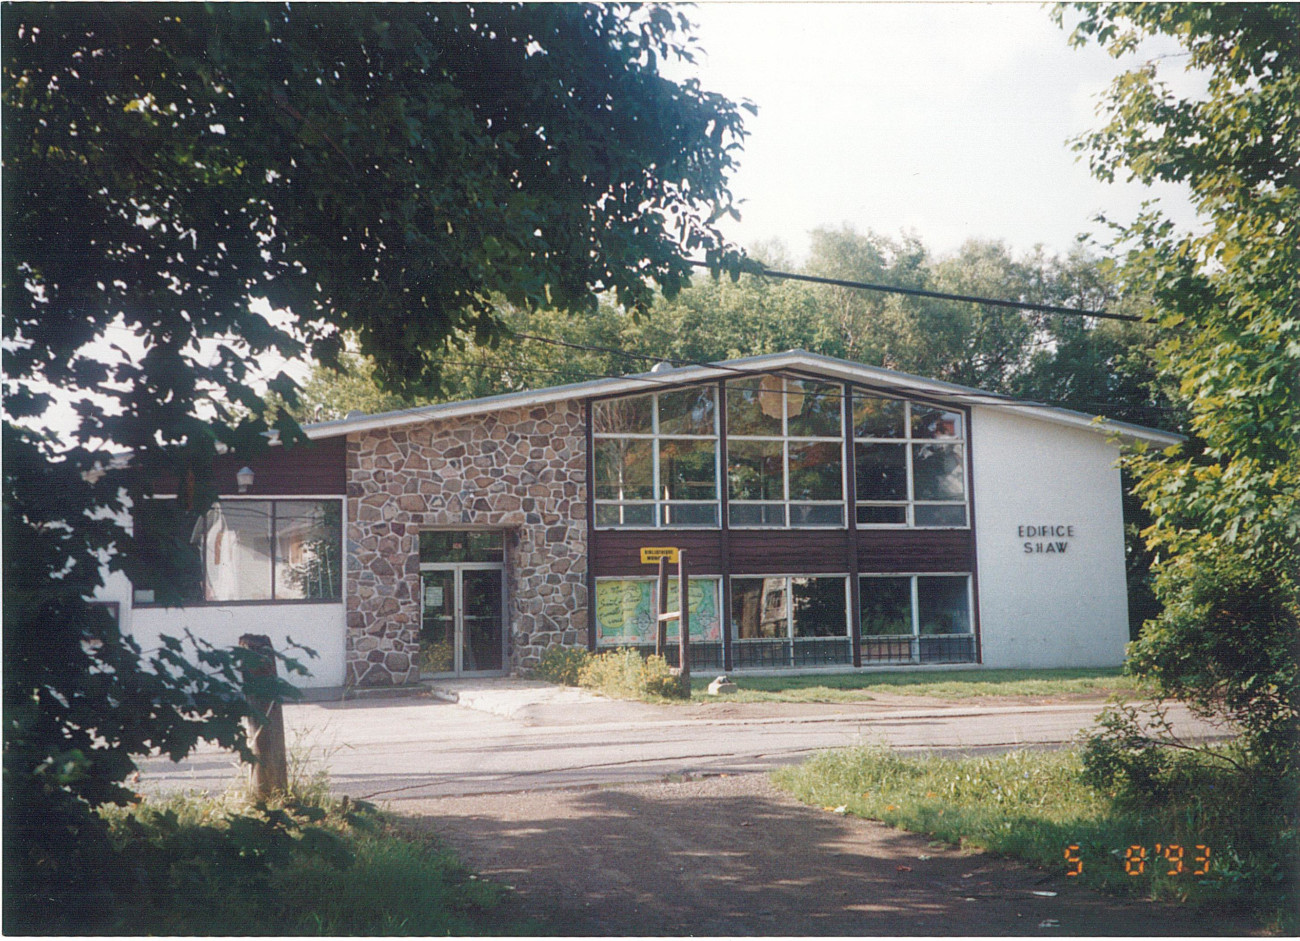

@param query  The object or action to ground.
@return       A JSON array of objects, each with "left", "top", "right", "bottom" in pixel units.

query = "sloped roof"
[{"left": 303, "top": 349, "right": 1183, "bottom": 447}]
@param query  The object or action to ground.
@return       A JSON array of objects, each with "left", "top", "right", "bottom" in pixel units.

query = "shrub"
[
  {"left": 529, "top": 645, "right": 591, "bottom": 686},
  {"left": 577, "top": 648, "right": 687, "bottom": 701}
]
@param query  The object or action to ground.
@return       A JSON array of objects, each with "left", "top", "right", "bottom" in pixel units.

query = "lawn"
[
  {"left": 772, "top": 746, "right": 1296, "bottom": 932},
  {"left": 688, "top": 667, "right": 1138, "bottom": 704}
]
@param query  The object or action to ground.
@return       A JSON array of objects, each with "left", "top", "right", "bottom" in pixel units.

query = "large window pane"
[
  {"left": 134, "top": 500, "right": 204, "bottom": 604},
  {"left": 853, "top": 394, "right": 906, "bottom": 438},
  {"left": 858, "top": 505, "right": 907, "bottom": 525},
  {"left": 912, "top": 405, "right": 963, "bottom": 440},
  {"left": 856, "top": 442, "right": 908, "bottom": 501},
  {"left": 726, "top": 377, "right": 784, "bottom": 436},
  {"left": 595, "top": 503, "right": 655, "bottom": 527},
  {"left": 791, "top": 577, "right": 847, "bottom": 637},
  {"left": 915, "top": 504, "right": 967, "bottom": 527},
  {"left": 593, "top": 394, "right": 653, "bottom": 435},
  {"left": 663, "top": 503, "right": 718, "bottom": 526},
  {"left": 860, "top": 577, "right": 912, "bottom": 635},
  {"left": 594, "top": 438, "right": 654, "bottom": 501},
  {"left": 917, "top": 576, "right": 971, "bottom": 635},
  {"left": 659, "top": 438, "right": 717, "bottom": 501},
  {"left": 658, "top": 387, "right": 716, "bottom": 436},
  {"left": 275, "top": 502, "right": 342, "bottom": 600},
  {"left": 202, "top": 501, "right": 272, "bottom": 601},
  {"left": 912, "top": 443, "right": 965, "bottom": 500},
  {"left": 787, "top": 381, "right": 842, "bottom": 437},
  {"left": 732, "top": 577, "right": 787, "bottom": 639},
  {"left": 788, "top": 441, "right": 842, "bottom": 501},
  {"left": 728, "top": 439, "right": 784, "bottom": 501},
  {"left": 790, "top": 504, "right": 844, "bottom": 526},
  {"left": 729, "top": 503, "right": 786, "bottom": 526}
]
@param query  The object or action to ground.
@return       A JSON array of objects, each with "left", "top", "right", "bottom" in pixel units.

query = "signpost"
[{"left": 645, "top": 547, "right": 689, "bottom": 689}]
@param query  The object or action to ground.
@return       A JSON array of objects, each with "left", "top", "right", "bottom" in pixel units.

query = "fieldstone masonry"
[{"left": 345, "top": 401, "right": 588, "bottom": 687}]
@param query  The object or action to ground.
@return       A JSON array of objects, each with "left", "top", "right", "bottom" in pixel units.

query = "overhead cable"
[{"left": 687, "top": 259, "right": 1144, "bottom": 323}]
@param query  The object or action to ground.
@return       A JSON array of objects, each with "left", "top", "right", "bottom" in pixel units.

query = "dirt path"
[{"left": 397, "top": 773, "right": 1257, "bottom": 937}]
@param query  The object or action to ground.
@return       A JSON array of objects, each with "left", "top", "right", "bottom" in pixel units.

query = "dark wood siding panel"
[
  {"left": 151, "top": 436, "right": 348, "bottom": 497},
  {"left": 857, "top": 529, "right": 974, "bottom": 572},
  {"left": 591, "top": 530, "right": 723, "bottom": 576},
  {"left": 729, "top": 531, "right": 854, "bottom": 574}
]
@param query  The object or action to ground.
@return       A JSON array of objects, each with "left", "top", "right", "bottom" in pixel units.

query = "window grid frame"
[
  {"left": 853, "top": 393, "right": 970, "bottom": 530},
  {"left": 859, "top": 572, "right": 975, "bottom": 663},
  {"left": 132, "top": 495, "right": 345, "bottom": 607},
  {"left": 727, "top": 378, "right": 847, "bottom": 530},
  {"left": 593, "top": 389, "right": 721, "bottom": 530},
  {"left": 730, "top": 573, "right": 852, "bottom": 643}
]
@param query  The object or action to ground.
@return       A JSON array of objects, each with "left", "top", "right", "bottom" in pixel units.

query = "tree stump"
[{"left": 238, "top": 633, "right": 288, "bottom": 798}]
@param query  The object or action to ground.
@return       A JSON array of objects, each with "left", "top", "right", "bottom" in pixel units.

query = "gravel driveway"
[{"left": 397, "top": 773, "right": 1255, "bottom": 937}]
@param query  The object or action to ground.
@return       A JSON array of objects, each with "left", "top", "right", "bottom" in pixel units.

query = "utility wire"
[{"left": 688, "top": 259, "right": 1144, "bottom": 324}]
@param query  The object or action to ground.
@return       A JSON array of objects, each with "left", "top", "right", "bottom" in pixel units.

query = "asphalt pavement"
[{"left": 135, "top": 679, "right": 1229, "bottom": 802}]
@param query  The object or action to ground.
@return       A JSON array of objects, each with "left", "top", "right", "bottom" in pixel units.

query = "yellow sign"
[{"left": 639, "top": 546, "right": 680, "bottom": 565}]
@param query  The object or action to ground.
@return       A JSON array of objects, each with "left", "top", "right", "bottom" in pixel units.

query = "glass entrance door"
[{"left": 420, "top": 566, "right": 505, "bottom": 676}]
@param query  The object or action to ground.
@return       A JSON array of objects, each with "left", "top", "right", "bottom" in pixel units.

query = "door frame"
[{"left": 419, "top": 562, "right": 508, "bottom": 676}]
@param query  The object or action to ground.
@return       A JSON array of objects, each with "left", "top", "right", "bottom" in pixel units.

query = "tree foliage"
[
  {"left": 2, "top": 1, "right": 749, "bottom": 911},
  {"left": 1059, "top": 3, "right": 1299, "bottom": 772}
]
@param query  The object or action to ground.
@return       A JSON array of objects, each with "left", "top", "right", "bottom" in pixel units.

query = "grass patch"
[
  {"left": 772, "top": 746, "right": 1296, "bottom": 931},
  {"left": 688, "top": 667, "right": 1137, "bottom": 703},
  {"left": 8, "top": 787, "right": 540, "bottom": 935}
]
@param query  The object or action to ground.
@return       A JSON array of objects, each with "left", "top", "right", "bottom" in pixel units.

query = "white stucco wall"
[
  {"left": 97, "top": 570, "right": 347, "bottom": 691},
  {"left": 969, "top": 406, "right": 1130, "bottom": 669}
]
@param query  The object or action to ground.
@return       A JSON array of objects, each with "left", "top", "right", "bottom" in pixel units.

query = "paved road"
[{"left": 136, "top": 682, "right": 1228, "bottom": 802}]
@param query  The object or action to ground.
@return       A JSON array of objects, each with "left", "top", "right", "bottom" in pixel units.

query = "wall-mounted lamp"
[{"left": 236, "top": 466, "right": 255, "bottom": 493}]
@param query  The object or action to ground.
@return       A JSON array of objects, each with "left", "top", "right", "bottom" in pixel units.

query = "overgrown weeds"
[
  {"left": 5, "top": 785, "right": 536, "bottom": 935},
  {"left": 528, "top": 646, "right": 688, "bottom": 702},
  {"left": 773, "top": 745, "right": 1297, "bottom": 932}
]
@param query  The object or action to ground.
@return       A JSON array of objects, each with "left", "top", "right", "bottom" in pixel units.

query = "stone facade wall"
[{"left": 345, "top": 401, "right": 587, "bottom": 687}]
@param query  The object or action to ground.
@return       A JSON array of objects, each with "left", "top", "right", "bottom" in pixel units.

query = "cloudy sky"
[{"left": 667, "top": 2, "right": 1200, "bottom": 261}]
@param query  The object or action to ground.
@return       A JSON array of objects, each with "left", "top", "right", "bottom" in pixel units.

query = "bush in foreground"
[
  {"left": 529, "top": 645, "right": 592, "bottom": 687},
  {"left": 577, "top": 648, "right": 688, "bottom": 702},
  {"left": 773, "top": 746, "right": 1296, "bottom": 932}
]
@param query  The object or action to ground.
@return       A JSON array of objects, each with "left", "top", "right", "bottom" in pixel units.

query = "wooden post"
[
  {"left": 677, "top": 550, "right": 690, "bottom": 687},
  {"left": 656, "top": 557, "right": 669, "bottom": 657},
  {"left": 239, "top": 633, "right": 288, "bottom": 799}
]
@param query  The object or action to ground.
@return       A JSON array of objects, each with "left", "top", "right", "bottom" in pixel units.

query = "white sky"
[{"left": 668, "top": 2, "right": 1200, "bottom": 262}]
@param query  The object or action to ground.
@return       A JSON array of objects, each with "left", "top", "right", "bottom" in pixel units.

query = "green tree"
[
  {"left": 1060, "top": 3, "right": 1299, "bottom": 773},
  {"left": 3, "top": 3, "right": 749, "bottom": 927}
]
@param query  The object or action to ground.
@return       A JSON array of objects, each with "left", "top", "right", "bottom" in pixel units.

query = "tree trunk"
[{"left": 239, "top": 633, "right": 289, "bottom": 798}]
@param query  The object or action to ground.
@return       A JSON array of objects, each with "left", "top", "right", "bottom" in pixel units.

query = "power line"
[{"left": 688, "top": 259, "right": 1145, "bottom": 323}]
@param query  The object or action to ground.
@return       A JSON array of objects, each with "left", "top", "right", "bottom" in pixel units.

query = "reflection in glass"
[
  {"left": 663, "top": 503, "right": 718, "bottom": 526},
  {"left": 912, "top": 443, "right": 965, "bottom": 501},
  {"left": 855, "top": 442, "right": 908, "bottom": 501},
  {"left": 595, "top": 503, "right": 655, "bottom": 527},
  {"left": 659, "top": 439, "right": 717, "bottom": 501},
  {"left": 791, "top": 577, "right": 847, "bottom": 637},
  {"left": 731, "top": 577, "right": 788, "bottom": 639},
  {"left": 727, "top": 439, "right": 784, "bottom": 501},
  {"left": 853, "top": 394, "right": 906, "bottom": 439},
  {"left": 860, "top": 577, "right": 913, "bottom": 635},
  {"left": 726, "top": 378, "right": 783, "bottom": 437},
  {"left": 593, "top": 394, "right": 653, "bottom": 435},
  {"left": 420, "top": 570, "right": 456, "bottom": 673},
  {"left": 787, "top": 381, "right": 842, "bottom": 437},
  {"left": 201, "top": 501, "right": 273, "bottom": 601},
  {"left": 788, "top": 441, "right": 842, "bottom": 501},
  {"left": 658, "top": 387, "right": 716, "bottom": 436},
  {"left": 918, "top": 576, "right": 971, "bottom": 634},
  {"left": 276, "top": 502, "right": 342, "bottom": 600},
  {"left": 911, "top": 405, "right": 963, "bottom": 439},
  {"left": 594, "top": 438, "right": 654, "bottom": 501},
  {"left": 461, "top": 570, "right": 504, "bottom": 671},
  {"left": 790, "top": 504, "right": 844, "bottom": 526}
]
